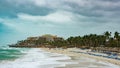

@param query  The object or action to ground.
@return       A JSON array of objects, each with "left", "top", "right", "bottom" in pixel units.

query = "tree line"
[
  {"left": 50, "top": 31, "right": 120, "bottom": 48},
  {"left": 16, "top": 31, "right": 120, "bottom": 48}
]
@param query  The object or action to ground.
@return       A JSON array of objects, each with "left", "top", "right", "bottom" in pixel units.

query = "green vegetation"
[
  {"left": 11, "top": 31, "right": 120, "bottom": 48},
  {"left": 66, "top": 31, "right": 120, "bottom": 48}
]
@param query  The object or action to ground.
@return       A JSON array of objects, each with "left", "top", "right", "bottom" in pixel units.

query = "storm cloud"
[{"left": 0, "top": 0, "right": 120, "bottom": 45}]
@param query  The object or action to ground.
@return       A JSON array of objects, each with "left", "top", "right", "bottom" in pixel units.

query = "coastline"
[{"left": 41, "top": 48, "right": 120, "bottom": 67}]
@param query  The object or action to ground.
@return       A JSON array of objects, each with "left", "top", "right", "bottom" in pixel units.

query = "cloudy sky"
[{"left": 0, "top": 0, "right": 120, "bottom": 45}]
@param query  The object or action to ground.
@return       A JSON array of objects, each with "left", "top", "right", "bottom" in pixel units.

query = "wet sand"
[{"left": 42, "top": 48, "right": 120, "bottom": 68}]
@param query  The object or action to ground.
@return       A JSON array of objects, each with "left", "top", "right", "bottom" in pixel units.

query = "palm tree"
[
  {"left": 104, "top": 31, "right": 111, "bottom": 38},
  {"left": 114, "top": 31, "right": 119, "bottom": 39},
  {"left": 114, "top": 31, "right": 120, "bottom": 47},
  {"left": 104, "top": 31, "right": 111, "bottom": 42}
]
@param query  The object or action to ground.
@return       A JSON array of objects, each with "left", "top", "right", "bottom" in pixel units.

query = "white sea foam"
[
  {"left": 0, "top": 48, "right": 76, "bottom": 68},
  {"left": 0, "top": 48, "right": 119, "bottom": 68}
]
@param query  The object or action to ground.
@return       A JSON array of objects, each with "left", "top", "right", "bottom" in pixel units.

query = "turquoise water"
[{"left": 0, "top": 46, "right": 28, "bottom": 60}]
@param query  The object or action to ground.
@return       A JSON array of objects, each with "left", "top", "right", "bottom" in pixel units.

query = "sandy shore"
[{"left": 41, "top": 48, "right": 120, "bottom": 67}]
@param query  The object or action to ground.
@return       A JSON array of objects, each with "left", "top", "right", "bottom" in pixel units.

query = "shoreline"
[{"left": 41, "top": 48, "right": 120, "bottom": 66}]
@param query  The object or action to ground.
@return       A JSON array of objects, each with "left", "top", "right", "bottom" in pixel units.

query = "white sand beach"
[
  {"left": 0, "top": 48, "right": 120, "bottom": 68},
  {"left": 0, "top": 48, "right": 77, "bottom": 68},
  {"left": 42, "top": 48, "right": 120, "bottom": 68}
]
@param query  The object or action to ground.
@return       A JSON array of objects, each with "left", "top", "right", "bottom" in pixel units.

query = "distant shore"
[{"left": 42, "top": 48, "right": 120, "bottom": 66}]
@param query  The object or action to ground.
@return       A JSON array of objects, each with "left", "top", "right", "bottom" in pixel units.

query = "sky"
[{"left": 0, "top": 0, "right": 120, "bottom": 45}]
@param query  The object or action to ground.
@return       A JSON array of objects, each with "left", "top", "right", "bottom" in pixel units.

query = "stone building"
[
  {"left": 27, "top": 34, "right": 64, "bottom": 42},
  {"left": 27, "top": 37, "right": 39, "bottom": 41},
  {"left": 41, "top": 34, "right": 63, "bottom": 42}
]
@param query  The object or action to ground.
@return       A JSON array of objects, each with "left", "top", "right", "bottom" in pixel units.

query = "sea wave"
[
  {"left": 0, "top": 48, "right": 73, "bottom": 68},
  {"left": 0, "top": 48, "right": 119, "bottom": 68},
  {"left": 0, "top": 46, "right": 29, "bottom": 60}
]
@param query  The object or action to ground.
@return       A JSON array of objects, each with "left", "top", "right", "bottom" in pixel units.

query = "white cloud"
[
  {"left": 0, "top": 11, "right": 76, "bottom": 34},
  {"left": 3, "top": 0, "right": 120, "bottom": 18},
  {"left": 1, "top": 0, "right": 120, "bottom": 45},
  {"left": 18, "top": 11, "right": 74, "bottom": 24},
  {"left": 1, "top": 0, "right": 120, "bottom": 33}
]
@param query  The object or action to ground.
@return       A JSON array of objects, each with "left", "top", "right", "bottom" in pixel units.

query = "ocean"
[
  {"left": 0, "top": 46, "right": 73, "bottom": 68},
  {"left": 0, "top": 46, "right": 120, "bottom": 68},
  {"left": 0, "top": 46, "right": 26, "bottom": 60}
]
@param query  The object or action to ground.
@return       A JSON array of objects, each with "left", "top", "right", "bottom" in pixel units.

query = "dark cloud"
[
  {"left": 0, "top": 0, "right": 55, "bottom": 18},
  {"left": 1, "top": 0, "right": 120, "bottom": 19},
  {"left": 101, "top": 0, "right": 120, "bottom": 2},
  {"left": 63, "top": 2, "right": 103, "bottom": 17},
  {"left": 1, "top": 0, "right": 120, "bottom": 45},
  {"left": 0, "top": 0, "right": 120, "bottom": 24},
  {"left": 65, "top": 0, "right": 120, "bottom": 18}
]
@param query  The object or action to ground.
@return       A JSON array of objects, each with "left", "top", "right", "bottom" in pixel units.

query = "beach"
[
  {"left": 0, "top": 47, "right": 79, "bottom": 68},
  {"left": 0, "top": 46, "right": 120, "bottom": 68},
  {"left": 42, "top": 48, "right": 120, "bottom": 68}
]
